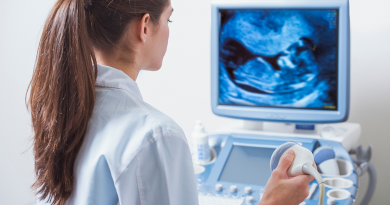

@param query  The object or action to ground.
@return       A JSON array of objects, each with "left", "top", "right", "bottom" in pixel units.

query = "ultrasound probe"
[{"left": 270, "top": 142, "right": 325, "bottom": 205}]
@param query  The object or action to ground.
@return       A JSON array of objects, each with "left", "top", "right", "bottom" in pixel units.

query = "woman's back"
[{"left": 38, "top": 64, "right": 198, "bottom": 205}]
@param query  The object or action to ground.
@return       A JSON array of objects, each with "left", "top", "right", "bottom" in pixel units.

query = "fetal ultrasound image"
[{"left": 219, "top": 9, "right": 338, "bottom": 110}]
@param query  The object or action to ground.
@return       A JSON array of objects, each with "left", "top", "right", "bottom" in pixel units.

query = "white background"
[{"left": 0, "top": 0, "right": 389, "bottom": 204}]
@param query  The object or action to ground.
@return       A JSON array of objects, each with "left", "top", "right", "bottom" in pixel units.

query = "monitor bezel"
[{"left": 211, "top": 0, "right": 350, "bottom": 123}]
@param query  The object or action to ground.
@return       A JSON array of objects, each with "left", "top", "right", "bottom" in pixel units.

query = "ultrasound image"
[{"left": 219, "top": 9, "right": 338, "bottom": 109}]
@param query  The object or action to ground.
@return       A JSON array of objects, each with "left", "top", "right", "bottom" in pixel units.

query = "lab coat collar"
[{"left": 96, "top": 64, "right": 143, "bottom": 101}]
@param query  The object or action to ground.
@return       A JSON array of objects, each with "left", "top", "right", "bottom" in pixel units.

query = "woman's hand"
[{"left": 258, "top": 150, "right": 316, "bottom": 205}]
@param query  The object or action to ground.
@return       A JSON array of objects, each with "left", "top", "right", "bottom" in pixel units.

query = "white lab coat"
[{"left": 37, "top": 64, "right": 199, "bottom": 205}]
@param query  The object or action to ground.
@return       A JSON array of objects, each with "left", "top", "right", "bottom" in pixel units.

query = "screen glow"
[{"left": 219, "top": 9, "right": 339, "bottom": 110}]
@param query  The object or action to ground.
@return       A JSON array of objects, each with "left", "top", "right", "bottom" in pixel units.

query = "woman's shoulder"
[
  {"left": 94, "top": 86, "right": 184, "bottom": 136},
  {"left": 77, "top": 87, "right": 189, "bottom": 183}
]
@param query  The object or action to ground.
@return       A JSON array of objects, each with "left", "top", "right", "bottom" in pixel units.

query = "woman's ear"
[{"left": 139, "top": 13, "right": 151, "bottom": 43}]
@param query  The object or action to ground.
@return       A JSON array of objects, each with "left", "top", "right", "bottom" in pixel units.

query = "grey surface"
[
  {"left": 348, "top": 1, "right": 390, "bottom": 204},
  {"left": 219, "top": 146, "right": 275, "bottom": 185}
]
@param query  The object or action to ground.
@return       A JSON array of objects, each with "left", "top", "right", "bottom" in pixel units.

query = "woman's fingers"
[
  {"left": 313, "top": 161, "right": 318, "bottom": 170},
  {"left": 292, "top": 173, "right": 315, "bottom": 185},
  {"left": 275, "top": 150, "right": 295, "bottom": 175}
]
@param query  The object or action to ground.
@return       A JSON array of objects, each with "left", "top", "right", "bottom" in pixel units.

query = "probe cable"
[{"left": 302, "top": 163, "right": 325, "bottom": 205}]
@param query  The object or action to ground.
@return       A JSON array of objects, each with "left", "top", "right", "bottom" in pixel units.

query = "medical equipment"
[
  {"left": 194, "top": 0, "right": 376, "bottom": 204},
  {"left": 192, "top": 120, "right": 211, "bottom": 163},
  {"left": 211, "top": 0, "right": 350, "bottom": 123},
  {"left": 196, "top": 135, "right": 359, "bottom": 205},
  {"left": 270, "top": 142, "right": 325, "bottom": 205},
  {"left": 314, "top": 147, "right": 340, "bottom": 176}
]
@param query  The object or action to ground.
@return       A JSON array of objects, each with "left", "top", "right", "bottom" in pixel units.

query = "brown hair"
[{"left": 27, "top": 0, "right": 169, "bottom": 204}]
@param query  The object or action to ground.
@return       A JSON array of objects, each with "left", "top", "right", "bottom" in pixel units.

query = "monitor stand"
[{"left": 213, "top": 120, "right": 361, "bottom": 151}]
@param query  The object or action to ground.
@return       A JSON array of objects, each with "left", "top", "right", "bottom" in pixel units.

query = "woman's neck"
[{"left": 94, "top": 49, "right": 141, "bottom": 81}]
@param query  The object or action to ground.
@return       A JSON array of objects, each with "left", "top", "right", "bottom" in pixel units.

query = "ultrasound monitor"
[{"left": 211, "top": 0, "right": 350, "bottom": 123}]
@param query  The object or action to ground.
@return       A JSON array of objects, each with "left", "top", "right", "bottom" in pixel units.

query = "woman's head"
[
  {"left": 28, "top": 0, "right": 170, "bottom": 204},
  {"left": 135, "top": 4, "right": 173, "bottom": 71},
  {"left": 86, "top": 0, "right": 173, "bottom": 72}
]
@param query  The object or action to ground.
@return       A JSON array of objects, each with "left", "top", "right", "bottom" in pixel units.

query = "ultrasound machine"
[{"left": 193, "top": 0, "right": 377, "bottom": 205}]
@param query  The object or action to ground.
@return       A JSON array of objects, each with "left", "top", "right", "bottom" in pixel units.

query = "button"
[
  {"left": 215, "top": 184, "right": 223, "bottom": 192},
  {"left": 259, "top": 188, "right": 264, "bottom": 199},
  {"left": 246, "top": 196, "right": 254, "bottom": 204},
  {"left": 196, "top": 176, "right": 204, "bottom": 182},
  {"left": 259, "top": 188, "right": 265, "bottom": 195},
  {"left": 230, "top": 185, "right": 238, "bottom": 193},
  {"left": 244, "top": 186, "right": 252, "bottom": 194}
]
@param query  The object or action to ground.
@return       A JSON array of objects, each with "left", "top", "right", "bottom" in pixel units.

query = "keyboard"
[{"left": 198, "top": 195, "right": 245, "bottom": 205}]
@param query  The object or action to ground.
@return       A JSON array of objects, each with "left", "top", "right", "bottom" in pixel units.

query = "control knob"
[
  {"left": 246, "top": 196, "right": 254, "bottom": 204},
  {"left": 244, "top": 186, "right": 252, "bottom": 194},
  {"left": 215, "top": 184, "right": 223, "bottom": 192},
  {"left": 230, "top": 185, "right": 237, "bottom": 193}
]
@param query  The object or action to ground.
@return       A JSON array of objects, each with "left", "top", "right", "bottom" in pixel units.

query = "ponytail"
[
  {"left": 28, "top": 0, "right": 169, "bottom": 204},
  {"left": 28, "top": 0, "right": 96, "bottom": 204}
]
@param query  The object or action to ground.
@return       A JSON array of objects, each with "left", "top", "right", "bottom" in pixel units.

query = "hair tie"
[{"left": 84, "top": 0, "right": 92, "bottom": 10}]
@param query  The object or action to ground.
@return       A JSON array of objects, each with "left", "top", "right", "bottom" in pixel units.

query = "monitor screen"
[
  {"left": 219, "top": 9, "right": 339, "bottom": 110},
  {"left": 218, "top": 145, "right": 275, "bottom": 185}
]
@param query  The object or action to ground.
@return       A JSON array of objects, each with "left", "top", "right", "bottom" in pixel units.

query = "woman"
[{"left": 27, "top": 0, "right": 315, "bottom": 204}]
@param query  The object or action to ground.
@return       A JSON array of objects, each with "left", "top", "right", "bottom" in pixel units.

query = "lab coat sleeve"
[{"left": 116, "top": 130, "right": 199, "bottom": 205}]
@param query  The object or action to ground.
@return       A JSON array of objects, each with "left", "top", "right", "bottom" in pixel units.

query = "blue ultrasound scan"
[{"left": 219, "top": 9, "right": 338, "bottom": 110}]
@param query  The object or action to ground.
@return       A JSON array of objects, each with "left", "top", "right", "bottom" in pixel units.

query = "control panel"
[{"left": 195, "top": 134, "right": 358, "bottom": 205}]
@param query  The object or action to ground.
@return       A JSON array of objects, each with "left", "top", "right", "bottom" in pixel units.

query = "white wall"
[
  {"left": 347, "top": 0, "right": 390, "bottom": 203},
  {"left": 0, "top": 0, "right": 388, "bottom": 204},
  {"left": 0, "top": 1, "right": 56, "bottom": 205}
]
